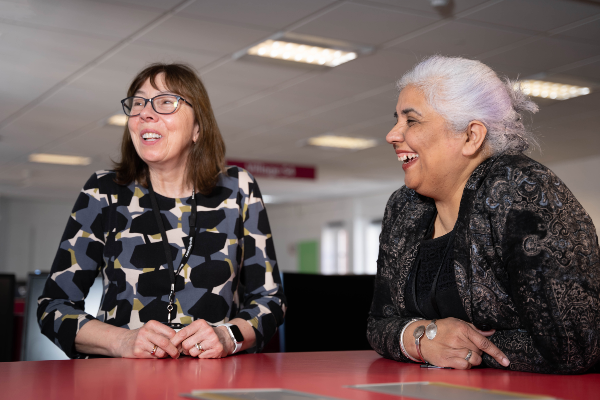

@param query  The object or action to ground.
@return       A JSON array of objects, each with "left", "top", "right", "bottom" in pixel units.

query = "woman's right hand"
[
  {"left": 403, "top": 317, "right": 510, "bottom": 369},
  {"left": 116, "top": 320, "right": 180, "bottom": 359}
]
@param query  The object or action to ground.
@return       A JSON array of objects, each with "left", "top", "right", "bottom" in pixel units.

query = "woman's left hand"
[{"left": 170, "top": 319, "right": 233, "bottom": 358}]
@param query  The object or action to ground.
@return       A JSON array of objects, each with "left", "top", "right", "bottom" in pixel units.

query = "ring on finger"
[
  {"left": 195, "top": 343, "right": 203, "bottom": 352},
  {"left": 465, "top": 349, "right": 473, "bottom": 363},
  {"left": 151, "top": 344, "right": 158, "bottom": 356}
]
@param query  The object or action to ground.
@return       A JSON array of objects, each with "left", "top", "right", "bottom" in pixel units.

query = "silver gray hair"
[{"left": 397, "top": 55, "right": 539, "bottom": 155}]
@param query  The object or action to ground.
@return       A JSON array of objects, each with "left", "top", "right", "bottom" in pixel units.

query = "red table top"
[{"left": 1, "top": 351, "right": 597, "bottom": 400}]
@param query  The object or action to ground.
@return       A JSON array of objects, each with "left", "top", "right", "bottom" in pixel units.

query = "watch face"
[
  {"left": 413, "top": 325, "right": 426, "bottom": 340},
  {"left": 229, "top": 324, "right": 244, "bottom": 342}
]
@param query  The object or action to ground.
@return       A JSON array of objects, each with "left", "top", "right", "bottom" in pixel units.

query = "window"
[
  {"left": 364, "top": 219, "right": 382, "bottom": 275},
  {"left": 321, "top": 221, "right": 348, "bottom": 274}
]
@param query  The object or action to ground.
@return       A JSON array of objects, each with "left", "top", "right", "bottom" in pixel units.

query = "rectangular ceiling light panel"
[
  {"left": 29, "top": 153, "right": 91, "bottom": 166},
  {"left": 247, "top": 40, "right": 357, "bottom": 67},
  {"left": 307, "top": 135, "right": 378, "bottom": 150},
  {"left": 516, "top": 80, "right": 591, "bottom": 100},
  {"left": 108, "top": 114, "right": 128, "bottom": 126}
]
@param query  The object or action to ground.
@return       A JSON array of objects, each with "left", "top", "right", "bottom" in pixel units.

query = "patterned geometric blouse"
[{"left": 38, "top": 167, "right": 286, "bottom": 359}]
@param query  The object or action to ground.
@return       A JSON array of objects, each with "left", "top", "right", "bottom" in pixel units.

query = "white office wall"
[
  {"left": 548, "top": 155, "right": 600, "bottom": 236},
  {"left": 1, "top": 155, "right": 599, "bottom": 279},
  {"left": 267, "top": 154, "right": 600, "bottom": 274},
  {"left": 266, "top": 191, "right": 394, "bottom": 274},
  {"left": 0, "top": 197, "right": 73, "bottom": 280}
]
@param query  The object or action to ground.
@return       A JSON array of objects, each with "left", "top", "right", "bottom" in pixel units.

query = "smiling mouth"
[
  {"left": 399, "top": 153, "right": 419, "bottom": 164},
  {"left": 142, "top": 132, "right": 162, "bottom": 141}
]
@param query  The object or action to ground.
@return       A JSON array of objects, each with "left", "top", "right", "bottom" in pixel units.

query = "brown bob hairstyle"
[{"left": 113, "top": 63, "right": 226, "bottom": 195}]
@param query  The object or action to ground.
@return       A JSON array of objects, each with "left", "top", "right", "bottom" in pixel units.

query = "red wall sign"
[{"left": 227, "top": 159, "right": 316, "bottom": 180}]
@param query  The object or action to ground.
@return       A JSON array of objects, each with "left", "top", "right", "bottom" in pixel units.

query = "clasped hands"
[
  {"left": 119, "top": 319, "right": 234, "bottom": 359},
  {"left": 403, "top": 317, "right": 511, "bottom": 369}
]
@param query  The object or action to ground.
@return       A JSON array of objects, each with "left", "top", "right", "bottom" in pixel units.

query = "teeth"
[
  {"left": 400, "top": 153, "right": 419, "bottom": 163},
  {"left": 142, "top": 133, "right": 162, "bottom": 139}
]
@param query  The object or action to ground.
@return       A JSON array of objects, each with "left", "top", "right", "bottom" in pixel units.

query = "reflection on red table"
[{"left": 1, "top": 351, "right": 597, "bottom": 400}]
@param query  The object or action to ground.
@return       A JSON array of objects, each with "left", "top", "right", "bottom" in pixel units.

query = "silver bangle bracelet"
[{"left": 399, "top": 318, "right": 424, "bottom": 362}]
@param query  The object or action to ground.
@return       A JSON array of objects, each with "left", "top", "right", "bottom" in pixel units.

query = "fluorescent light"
[
  {"left": 515, "top": 80, "right": 591, "bottom": 100},
  {"left": 107, "top": 114, "right": 128, "bottom": 126},
  {"left": 29, "top": 153, "right": 91, "bottom": 166},
  {"left": 307, "top": 135, "right": 378, "bottom": 150},
  {"left": 247, "top": 40, "right": 357, "bottom": 67}
]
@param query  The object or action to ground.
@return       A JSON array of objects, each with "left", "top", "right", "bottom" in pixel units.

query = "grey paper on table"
[
  {"left": 181, "top": 389, "right": 343, "bottom": 400},
  {"left": 348, "top": 382, "right": 560, "bottom": 400}
]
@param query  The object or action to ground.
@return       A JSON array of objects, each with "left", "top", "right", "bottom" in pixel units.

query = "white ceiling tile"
[
  {"left": 54, "top": 126, "right": 123, "bottom": 160},
  {"left": 293, "top": 2, "right": 437, "bottom": 46},
  {"left": 558, "top": 60, "right": 600, "bottom": 82},
  {"left": 67, "top": 68, "right": 136, "bottom": 107},
  {"left": 557, "top": 18, "right": 600, "bottom": 44},
  {"left": 203, "top": 59, "right": 312, "bottom": 100},
  {"left": 464, "top": 0, "right": 600, "bottom": 32},
  {"left": 290, "top": 94, "right": 396, "bottom": 135},
  {"left": 364, "top": 0, "right": 491, "bottom": 15},
  {"left": 204, "top": 81, "right": 273, "bottom": 111},
  {"left": 217, "top": 88, "right": 317, "bottom": 123},
  {"left": 138, "top": 16, "right": 270, "bottom": 56},
  {"left": 0, "top": 22, "right": 116, "bottom": 120},
  {"left": 333, "top": 50, "right": 422, "bottom": 81},
  {"left": 94, "top": 42, "right": 220, "bottom": 78},
  {"left": 535, "top": 113, "right": 600, "bottom": 164},
  {"left": 0, "top": 0, "right": 162, "bottom": 39},
  {"left": 482, "top": 37, "right": 600, "bottom": 73},
  {"left": 273, "top": 70, "right": 393, "bottom": 106},
  {"left": 1, "top": 0, "right": 600, "bottom": 202},
  {"left": 93, "top": 0, "right": 182, "bottom": 11},
  {"left": 390, "top": 21, "right": 530, "bottom": 58},
  {"left": 183, "top": 0, "right": 337, "bottom": 30}
]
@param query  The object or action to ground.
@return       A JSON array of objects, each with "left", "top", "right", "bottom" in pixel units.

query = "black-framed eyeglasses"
[{"left": 121, "top": 94, "right": 191, "bottom": 117}]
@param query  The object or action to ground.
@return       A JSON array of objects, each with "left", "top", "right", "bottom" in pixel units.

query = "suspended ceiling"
[{"left": 0, "top": 0, "right": 599, "bottom": 203}]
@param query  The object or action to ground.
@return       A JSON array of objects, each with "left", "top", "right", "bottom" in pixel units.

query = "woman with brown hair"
[{"left": 38, "top": 63, "right": 286, "bottom": 359}]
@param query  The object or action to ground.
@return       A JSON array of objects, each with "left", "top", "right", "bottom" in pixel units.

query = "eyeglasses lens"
[
  {"left": 153, "top": 95, "right": 179, "bottom": 114},
  {"left": 123, "top": 95, "right": 180, "bottom": 116}
]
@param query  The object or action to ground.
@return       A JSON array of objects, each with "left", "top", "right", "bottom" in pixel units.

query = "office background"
[{"left": 1, "top": 0, "right": 599, "bottom": 280}]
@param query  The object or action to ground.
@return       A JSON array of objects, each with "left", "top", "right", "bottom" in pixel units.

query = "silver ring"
[
  {"left": 465, "top": 349, "right": 473, "bottom": 362},
  {"left": 195, "top": 343, "right": 203, "bottom": 352}
]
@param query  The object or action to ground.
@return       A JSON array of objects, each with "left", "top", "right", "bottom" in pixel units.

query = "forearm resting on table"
[
  {"left": 402, "top": 320, "right": 432, "bottom": 361},
  {"left": 74, "top": 319, "right": 131, "bottom": 357},
  {"left": 224, "top": 318, "right": 256, "bottom": 353},
  {"left": 76, "top": 317, "right": 257, "bottom": 357}
]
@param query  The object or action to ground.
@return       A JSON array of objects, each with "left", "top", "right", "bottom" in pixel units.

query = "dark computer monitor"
[
  {"left": 21, "top": 273, "right": 103, "bottom": 361},
  {"left": 0, "top": 274, "right": 15, "bottom": 362},
  {"left": 281, "top": 272, "right": 375, "bottom": 352}
]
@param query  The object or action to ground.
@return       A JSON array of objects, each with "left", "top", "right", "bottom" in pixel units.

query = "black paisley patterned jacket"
[{"left": 367, "top": 151, "right": 600, "bottom": 374}]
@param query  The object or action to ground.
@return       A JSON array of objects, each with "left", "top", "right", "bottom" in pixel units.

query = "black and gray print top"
[
  {"left": 368, "top": 151, "right": 600, "bottom": 374},
  {"left": 38, "top": 167, "right": 286, "bottom": 358}
]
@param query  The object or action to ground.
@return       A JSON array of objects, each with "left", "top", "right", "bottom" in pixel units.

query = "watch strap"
[{"left": 218, "top": 323, "right": 243, "bottom": 354}]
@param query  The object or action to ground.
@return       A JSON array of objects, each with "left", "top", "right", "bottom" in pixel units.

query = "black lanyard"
[
  {"left": 411, "top": 212, "right": 456, "bottom": 319},
  {"left": 147, "top": 178, "right": 198, "bottom": 323}
]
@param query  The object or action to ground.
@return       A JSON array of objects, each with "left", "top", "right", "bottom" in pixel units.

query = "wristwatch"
[
  {"left": 218, "top": 323, "right": 244, "bottom": 354},
  {"left": 413, "top": 325, "right": 427, "bottom": 363}
]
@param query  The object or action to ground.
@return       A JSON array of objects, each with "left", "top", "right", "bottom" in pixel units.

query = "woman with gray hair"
[{"left": 367, "top": 55, "right": 600, "bottom": 374}]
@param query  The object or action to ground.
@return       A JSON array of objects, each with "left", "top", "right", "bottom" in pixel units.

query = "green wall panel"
[{"left": 297, "top": 240, "right": 319, "bottom": 274}]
